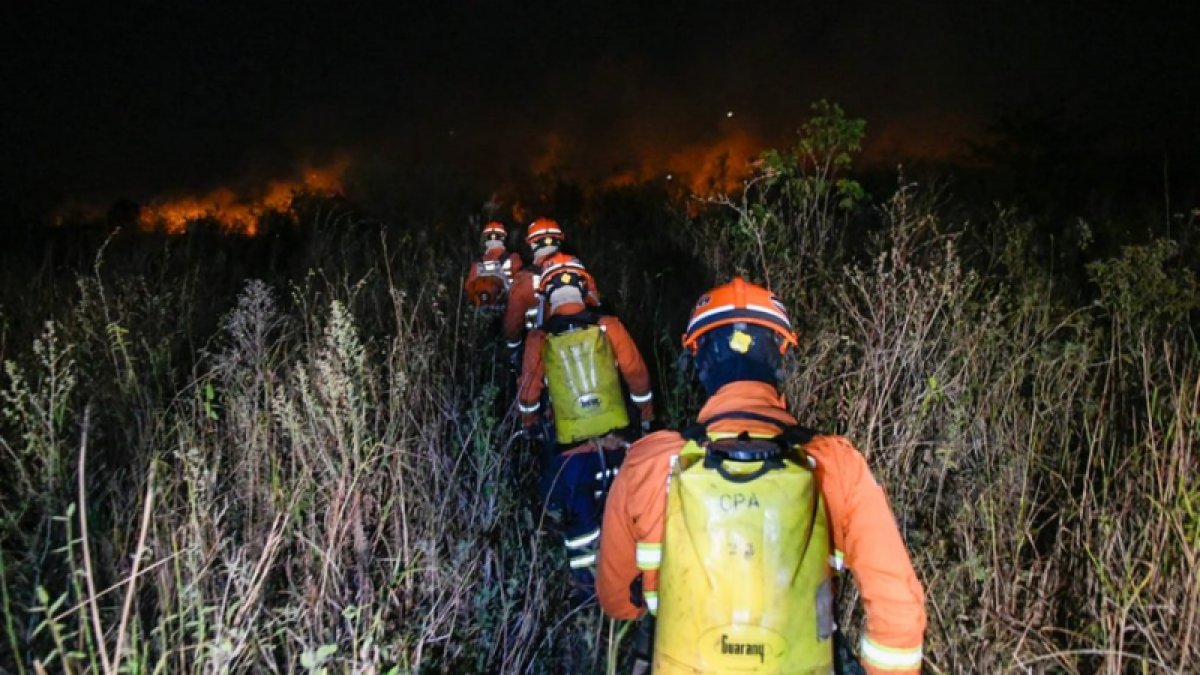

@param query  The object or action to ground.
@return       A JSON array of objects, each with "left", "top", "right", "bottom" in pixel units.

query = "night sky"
[{"left": 2, "top": 1, "right": 1197, "bottom": 212}]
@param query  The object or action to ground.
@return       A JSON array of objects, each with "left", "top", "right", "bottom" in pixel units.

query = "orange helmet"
[
  {"left": 481, "top": 221, "right": 507, "bottom": 243},
  {"left": 537, "top": 253, "right": 593, "bottom": 297},
  {"left": 682, "top": 277, "right": 798, "bottom": 354},
  {"left": 526, "top": 217, "right": 565, "bottom": 249}
]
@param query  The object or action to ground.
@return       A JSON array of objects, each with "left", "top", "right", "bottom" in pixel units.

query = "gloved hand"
[{"left": 507, "top": 344, "right": 523, "bottom": 372}]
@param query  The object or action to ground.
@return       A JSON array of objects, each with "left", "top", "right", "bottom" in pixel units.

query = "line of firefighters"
[{"left": 465, "top": 218, "right": 926, "bottom": 674}]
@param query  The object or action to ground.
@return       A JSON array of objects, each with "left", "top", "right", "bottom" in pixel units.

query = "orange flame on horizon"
[
  {"left": 139, "top": 159, "right": 349, "bottom": 235},
  {"left": 602, "top": 130, "right": 764, "bottom": 196}
]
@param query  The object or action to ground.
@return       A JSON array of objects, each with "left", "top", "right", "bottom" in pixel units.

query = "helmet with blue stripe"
[
  {"left": 683, "top": 277, "right": 797, "bottom": 354},
  {"left": 683, "top": 278, "right": 799, "bottom": 394}
]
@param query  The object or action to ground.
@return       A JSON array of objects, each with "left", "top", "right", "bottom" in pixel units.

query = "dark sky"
[{"left": 2, "top": 1, "right": 1197, "bottom": 210}]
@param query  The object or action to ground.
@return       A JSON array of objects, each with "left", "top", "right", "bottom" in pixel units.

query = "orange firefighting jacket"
[
  {"left": 501, "top": 248, "right": 556, "bottom": 348},
  {"left": 517, "top": 304, "right": 654, "bottom": 429},
  {"left": 464, "top": 248, "right": 522, "bottom": 308},
  {"left": 597, "top": 381, "right": 926, "bottom": 674}
]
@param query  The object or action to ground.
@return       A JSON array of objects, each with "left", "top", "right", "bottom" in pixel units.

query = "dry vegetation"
[{"left": 1, "top": 107, "right": 1197, "bottom": 673}]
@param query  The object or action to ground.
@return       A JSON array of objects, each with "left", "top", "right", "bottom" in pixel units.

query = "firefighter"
[
  {"left": 597, "top": 277, "right": 926, "bottom": 674},
  {"left": 517, "top": 254, "right": 654, "bottom": 603},
  {"left": 502, "top": 218, "right": 598, "bottom": 364},
  {"left": 464, "top": 221, "right": 522, "bottom": 310}
]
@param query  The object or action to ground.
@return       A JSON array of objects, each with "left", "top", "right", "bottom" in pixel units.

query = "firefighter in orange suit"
[
  {"left": 502, "top": 218, "right": 599, "bottom": 360},
  {"left": 464, "top": 221, "right": 522, "bottom": 309},
  {"left": 518, "top": 254, "right": 653, "bottom": 602},
  {"left": 597, "top": 277, "right": 926, "bottom": 674}
]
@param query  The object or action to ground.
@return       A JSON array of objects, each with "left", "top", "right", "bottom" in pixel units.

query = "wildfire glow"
[
  {"left": 603, "top": 130, "right": 764, "bottom": 196},
  {"left": 138, "top": 159, "right": 349, "bottom": 235},
  {"left": 530, "top": 133, "right": 567, "bottom": 177}
]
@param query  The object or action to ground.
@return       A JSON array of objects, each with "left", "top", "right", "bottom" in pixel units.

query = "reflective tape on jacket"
[
  {"left": 643, "top": 591, "right": 659, "bottom": 615},
  {"left": 565, "top": 528, "right": 600, "bottom": 549},
  {"left": 518, "top": 401, "right": 541, "bottom": 413},
  {"left": 569, "top": 552, "right": 597, "bottom": 569},
  {"left": 860, "top": 636, "right": 922, "bottom": 670},
  {"left": 630, "top": 390, "right": 653, "bottom": 404},
  {"left": 635, "top": 542, "right": 662, "bottom": 570}
]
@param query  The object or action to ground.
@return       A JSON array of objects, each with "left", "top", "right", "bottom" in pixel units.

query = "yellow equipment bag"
[
  {"left": 655, "top": 431, "right": 834, "bottom": 674},
  {"left": 542, "top": 324, "right": 630, "bottom": 444}
]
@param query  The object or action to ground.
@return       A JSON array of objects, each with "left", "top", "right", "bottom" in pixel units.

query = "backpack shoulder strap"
[{"left": 577, "top": 309, "right": 602, "bottom": 326}]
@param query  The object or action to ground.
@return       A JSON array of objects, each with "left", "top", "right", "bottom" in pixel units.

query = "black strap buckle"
[{"left": 683, "top": 414, "right": 819, "bottom": 483}]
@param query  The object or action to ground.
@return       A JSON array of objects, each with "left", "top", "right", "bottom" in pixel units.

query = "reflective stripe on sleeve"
[
  {"left": 860, "top": 636, "right": 922, "bottom": 670},
  {"left": 635, "top": 542, "right": 662, "bottom": 570},
  {"left": 564, "top": 528, "right": 600, "bottom": 549},
  {"left": 630, "top": 390, "right": 653, "bottom": 404},
  {"left": 643, "top": 591, "right": 658, "bottom": 615},
  {"left": 518, "top": 401, "right": 541, "bottom": 413},
  {"left": 506, "top": 340, "right": 523, "bottom": 349},
  {"left": 569, "top": 552, "right": 597, "bottom": 569}
]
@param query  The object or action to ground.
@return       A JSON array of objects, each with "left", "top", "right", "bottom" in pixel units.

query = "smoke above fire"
[{"left": 136, "top": 159, "right": 349, "bottom": 235}]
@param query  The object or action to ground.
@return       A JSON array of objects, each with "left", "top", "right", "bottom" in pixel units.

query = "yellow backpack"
[
  {"left": 655, "top": 419, "right": 834, "bottom": 674},
  {"left": 541, "top": 320, "right": 630, "bottom": 444}
]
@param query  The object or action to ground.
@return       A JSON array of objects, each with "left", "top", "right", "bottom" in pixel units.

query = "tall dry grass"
[
  {"left": 1, "top": 129, "right": 1198, "bottom": 673},
  {"left": 0, "top": 206, "right": 608, "bottom": 674},
  {"left": 697, "top": 154, "right": 1198, "bottom": 672}
]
